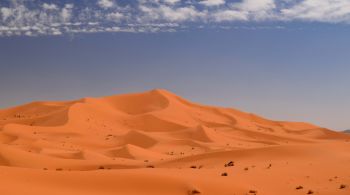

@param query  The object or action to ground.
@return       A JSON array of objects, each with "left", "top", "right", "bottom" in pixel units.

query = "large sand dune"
[{"left": 0, "top": 89, "right": 349, "bottom": 194}]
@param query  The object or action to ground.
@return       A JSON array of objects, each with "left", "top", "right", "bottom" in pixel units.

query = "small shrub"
[
  {"left": 296, "top": 186, "right": 303, "bottom": 190},
  {"left": 224, "top": 161, "right": 234, "bottom": 167},
  {"left": 249, "top": 190, "right": 257, "bottom": 194},
  {"left": 267, "top": 164, "right": 272, "bottom": 169},
  {"left": 189, "top": 189, "right": 201, "bottom": 194}
]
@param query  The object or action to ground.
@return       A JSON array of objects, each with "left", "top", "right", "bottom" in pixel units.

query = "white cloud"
[
  {"left": 52, "top": 28, "right": 62, "bottom": 35},
  {"left": 212, "top": 10, "right": 247, "bottom": 22},
  {"left": 1, "top": 7, "right": 13, "bottom": 20},
  {"left": 210, "top": 0, "right": 276, "bottom": 22},
  {"left": 107, "top": 12, "right": 124, "bottom": 22},
  {"left": 200, "top": 0, "right": 226, "bottom": 7},
  {"left": 164, "top": 0, "right": 181, "bottom": 5},
  {"left": 138, "top": 1, "right": 206, "bottom": 22},
  {"left": 42, "top": 3, "right": 58, "bottom": 10},
  {"left": 281, "top": 0, "right": 350, "bottom": 22},
  {"left": 1, "top": 0, "right": 350, "bottom": 37},
  {"left": 233, "top": 0, "right": 275, "bottom": 12},
  {"left": 65, "top": 4, "right": 74, "bottom": 9},
  {"left": 98, "top": 0, "right": 115, "bottom": 9},
  {"left": 61, "top": 7, "right": 73, "bottom": 22},
  {"left": 24, "top": 30, "right": 32, "bottom": 36},
  {"left": 158, "top": 5, "right": 205, "bottom": 22},
  {"left": 232, "top": 0, "right": 276, "bottom": 20}
]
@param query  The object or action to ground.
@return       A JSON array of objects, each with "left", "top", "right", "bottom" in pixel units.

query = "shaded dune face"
[{"left": 0, "top": 89, "right": 348, "bottom": 171}]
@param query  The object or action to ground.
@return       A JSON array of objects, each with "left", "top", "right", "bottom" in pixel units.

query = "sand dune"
[{"left": 0, "top": 89, "right": 349, "bottom": 195}]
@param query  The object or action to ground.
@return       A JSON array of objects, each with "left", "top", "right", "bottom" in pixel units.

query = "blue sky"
[{"left": 1, "top": 0, "right": 350, "bottom": 131}]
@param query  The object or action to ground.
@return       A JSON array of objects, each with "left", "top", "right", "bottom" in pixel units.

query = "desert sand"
[{"left": 0, "top": 89, "right": 349, "bottom": 195}]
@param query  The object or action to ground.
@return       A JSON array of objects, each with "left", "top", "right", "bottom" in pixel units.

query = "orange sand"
[{"left": 0, "top": 89, "right": 349, "bottom": 195}]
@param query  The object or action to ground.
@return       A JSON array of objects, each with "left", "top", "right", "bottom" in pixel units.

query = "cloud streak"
[{"left": 1, "top": 0, "right": 350, "bottom": 37}]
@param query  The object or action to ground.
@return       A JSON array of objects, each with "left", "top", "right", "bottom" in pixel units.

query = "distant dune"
[
  {"left": 343, "top": 130, "right": 350, "bottom": 134},
  {"left": 0, "top": 89, "right": 349, "bottom": 195}
]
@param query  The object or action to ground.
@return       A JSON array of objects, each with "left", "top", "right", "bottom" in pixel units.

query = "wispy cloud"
[
  {"left": 97, "top": 0, "right": 115, "bottom": 9},
  {"left": 0, "top": 0, "right": 350, "bottom": 37},
  {"left": 199, "top": 0, "right": 226, "bottom": 7}
]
